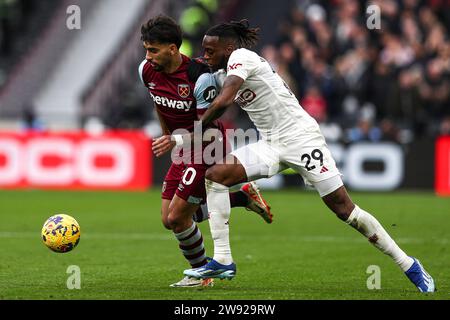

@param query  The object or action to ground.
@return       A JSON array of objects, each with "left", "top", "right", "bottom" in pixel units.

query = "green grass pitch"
[{"left": 0, "top": 189, "right": 448, "bottom": 300}]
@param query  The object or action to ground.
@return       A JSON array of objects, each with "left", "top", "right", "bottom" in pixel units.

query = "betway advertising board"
[{"left": 0, "top": 131, "right": 151, "bottom": 190}]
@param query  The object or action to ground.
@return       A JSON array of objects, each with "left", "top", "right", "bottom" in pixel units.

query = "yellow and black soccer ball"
[{"left": 41, "top": 214, "right": 81, "bottom": 253}]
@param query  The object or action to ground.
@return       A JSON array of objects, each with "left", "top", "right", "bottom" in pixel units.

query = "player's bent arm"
[
  {"left": 152, "top": 110, "right": 175, "bottom": 157},
  {"left": 139, "top": 61, "right": 176, "bottom": 157},
  {"left": 199, "top": 75, "right": 244, "bottom": 128},
  {"left": 179, "top": 75, "right": 243, "bottom": 145},
  {"left": 152, "top": 135, "right": 176, "bottom": 157},
  {"left": 178, "top": 74, "right": 244, "bottom": 145},
  {"left": 156, "top": 109, "right": 171, "bottom": 136}
]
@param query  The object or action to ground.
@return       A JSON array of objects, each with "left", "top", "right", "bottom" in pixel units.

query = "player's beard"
[
  {"left": 151, "top": 62, "right": 163, "bottom": 72},
  {"left": 152, "top": 55, "right": 173, "bottom": 73},
  {"left": 211, "top": 55, "right": 228, "bottom": 72}
]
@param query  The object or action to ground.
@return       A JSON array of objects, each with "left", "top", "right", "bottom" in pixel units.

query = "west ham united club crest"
[{"left": 178, "top": 84, "right": 190, "bottom": 98}]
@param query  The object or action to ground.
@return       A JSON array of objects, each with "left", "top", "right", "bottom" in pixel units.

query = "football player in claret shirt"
[
  {"left": 182, "top": 19, "right": 435, "bottom": 293},
  {"left": 139, "top": 15, "right": 273, "bottom": 287}
]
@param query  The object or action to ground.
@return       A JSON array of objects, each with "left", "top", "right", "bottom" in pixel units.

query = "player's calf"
[
  {"left": 321, "top": 185, "right": 354, "bottom": 221},
  {"left": 167, "top": 196, "right": 200, "bottom": 233}
]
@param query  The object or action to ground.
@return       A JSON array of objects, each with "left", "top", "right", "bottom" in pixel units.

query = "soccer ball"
[{"left": 41, "top": 214, "right": 81, "bottom": 253}]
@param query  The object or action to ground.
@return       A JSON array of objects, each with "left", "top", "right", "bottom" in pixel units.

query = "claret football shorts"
[{"left": 162, "top": 162, "right": 208, "bottom": 205}]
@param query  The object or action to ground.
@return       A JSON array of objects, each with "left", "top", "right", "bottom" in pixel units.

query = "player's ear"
[
  {"left": 225, "top": 44, "right": 234, "bottom": 55},
  {"left": 169, "top": 43, "right": 178, "bottom": 55}
]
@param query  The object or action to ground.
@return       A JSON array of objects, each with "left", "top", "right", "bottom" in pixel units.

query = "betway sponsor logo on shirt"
[{"left": 150, "top": 92, "right": 193, "bottom": 111}]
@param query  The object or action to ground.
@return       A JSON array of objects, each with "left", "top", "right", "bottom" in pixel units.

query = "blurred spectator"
[
  {"left": 419, "top": 6, "right": 439, "bottom": 34},
  {"left": 265, "top": 0, "right": 450, "bottom": 144},
  {"left": 0, "top": 0, "right": 56, "bottom": 88},
  {"left": 332, "top": 0, "right": 361, "bottom": 55},
  {"left": 439, "top": 116, "right": 450, "bottom": 136},
  {"left": 369, "top": 61, "right": 394, "bottom": 120},
  {"left": 102, "top": 0, "right": 450, "bottom": 143},
  {"left": 301, "top": 85, "right": 327, "bottom": 123},
  {"left": 379, "top": 118, "right": 401, "bottom": 142},
  {"left": 20, "top": 103, "right": 44, "bottom": 131},
  {"left": 419, "top": 58, "right": 450, "bottom": 119},
  {"left": 277, "top": 42, "right": 300, "bottom": 97},
  {"left": 380, "top": 33, "right": 415, "bottom": 68},
  {"left": 346, "top": 117, "right": 382, "bottom": 143},
  {"left": 387, "top": 66, "right": 426, "bottom": 134},
  {"left": 374, "top": 0, "right": 400, "bottom": 32},
  {"left": 438, "top": 42, "right": 450, "bottom": 74},
  {"left": 400, "top": 12, "right": 424, "bottom": 58},
  {"left": 261, "top": 44, "right": 279, "bottom": 69},
  {"left": 425, "top": 23, "right": 447, "bottom": 57},
  {"left": 320, "top": 121, "right": 343, "bottom": 143}
]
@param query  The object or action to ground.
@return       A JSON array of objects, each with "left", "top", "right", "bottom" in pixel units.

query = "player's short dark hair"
[
  {"left": 205, "top": 19, "right": 260, "bottom": 48},
  {"left": 141, "top": 15, "right": 182, "bottom": 48},
  {"left": 188, "top": 57, "right": 211, "bottom": 82}
]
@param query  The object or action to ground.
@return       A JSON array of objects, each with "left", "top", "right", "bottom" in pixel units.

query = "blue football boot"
[
  {"left": 405, "top": 257, "right": 436, "bottom": 292},
  {"left": 184, "top": 259, "right": 236, "bottom": 280}
]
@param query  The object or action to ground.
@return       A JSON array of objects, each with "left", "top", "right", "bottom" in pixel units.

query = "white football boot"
[
  {"left": 241, "top": 181, "right": 273, "bottom": 224},
  {"left": 169, "top": 276, "right": 214, "bottom": 288}
]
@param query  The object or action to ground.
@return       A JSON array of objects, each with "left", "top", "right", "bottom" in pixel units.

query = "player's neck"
[{"left": 165, "top": 53, "right": 183, "bottom": 74}]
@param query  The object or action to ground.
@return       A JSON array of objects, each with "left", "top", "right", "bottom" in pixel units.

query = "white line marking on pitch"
[{"left": 0, "top": 231, "right": 447, "bottom": 244}]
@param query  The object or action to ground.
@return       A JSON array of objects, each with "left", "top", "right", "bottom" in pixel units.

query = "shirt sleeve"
[
  {"left": 213, "top": 70, "right": 227, "bottom": 90},
  {"left": 193, "top": 73, "right": 218, "bottom": 110},
  {"left": 138, "top": 59, "right": 147, "bottom": 86},
  {"left": 226, "top": 49, "right": 258, "bottom": 81}
]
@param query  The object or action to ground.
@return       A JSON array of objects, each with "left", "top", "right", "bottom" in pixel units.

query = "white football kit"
[
  {"left": 224, "top": 48, "right": 342, "bottom": 196},
  {"left": 192, "top": 52, "right": 432, "bottom": 292}
]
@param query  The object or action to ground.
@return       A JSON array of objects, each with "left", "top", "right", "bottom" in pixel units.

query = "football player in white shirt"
[{"left": 183, "top": 19, "right": 435, "bottom": 292}]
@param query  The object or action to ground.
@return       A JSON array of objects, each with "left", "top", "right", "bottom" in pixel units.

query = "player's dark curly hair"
[
  {"left": 141, "top": 15, "right": 182, "bottom": 48},
  {"left": 205, "top": 19, "right": 260, "bottom": 48},
  {"left": 188, "top": 57, "right": 211, "bottom": 82}
]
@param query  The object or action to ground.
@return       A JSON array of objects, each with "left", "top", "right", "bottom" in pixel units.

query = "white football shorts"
[{"left": 230, "top": 128, "right": 343, "bottom": 197}]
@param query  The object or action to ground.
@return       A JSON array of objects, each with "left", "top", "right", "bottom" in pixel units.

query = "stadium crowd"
[
  {"left": 128, "top": 0, "right": 450, "bottom": 144},
  {"left": 260, "top": 0, "right": 450, "bottom": 143},
  {"left": 0, "top": 0, "right": 57, "bottom": 88},
  {"left": 1, "top": 0, "right": 449, "bottom": 143}
]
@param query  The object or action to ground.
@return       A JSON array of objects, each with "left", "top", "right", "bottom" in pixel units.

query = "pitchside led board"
[
  {"left": 0, "top": 131, "right": 151, "bottom": 190},
  {"left": 435, "top": 136, "right": 450, "bottom": 196},
  {"left": 0, "top": 130, "right": 448, "bottom": 194}
]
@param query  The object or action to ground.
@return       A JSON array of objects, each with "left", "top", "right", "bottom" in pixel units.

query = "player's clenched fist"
[{"left": 152, "top": 135, "right": 175, "bottom": 157}]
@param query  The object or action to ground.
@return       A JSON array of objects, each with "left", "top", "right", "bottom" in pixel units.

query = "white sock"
[
  {"left": 206, "top": 179, "right": 233, "bottom": 265},
  {"left": 346, "top": 205, "right": 414, "bottom": 272}
]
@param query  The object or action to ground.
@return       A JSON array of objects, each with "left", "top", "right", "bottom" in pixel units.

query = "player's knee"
[
  {"left": 166, "top": 212, "right": 180, "bottom": 229},
  {"left": 330, "top": 199, "right": 355, "bottom": 221},
  {"left": 332, "top": 199, "right": 354, "bottom": 221},
  {"left": 161, "top": 215, "right": 172, "bottom": 230},
  {"left": 166, "top": 208, "right": 189, "bottom": 230},
  {"left": 205, "top": 166, "right": 225, "bottom": 184},
  {"left": 322, "top": 187, "right": 355, "bottom": 221},
  {"left": 334, "top": 207, "right": 352, "bottom": 221}
]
